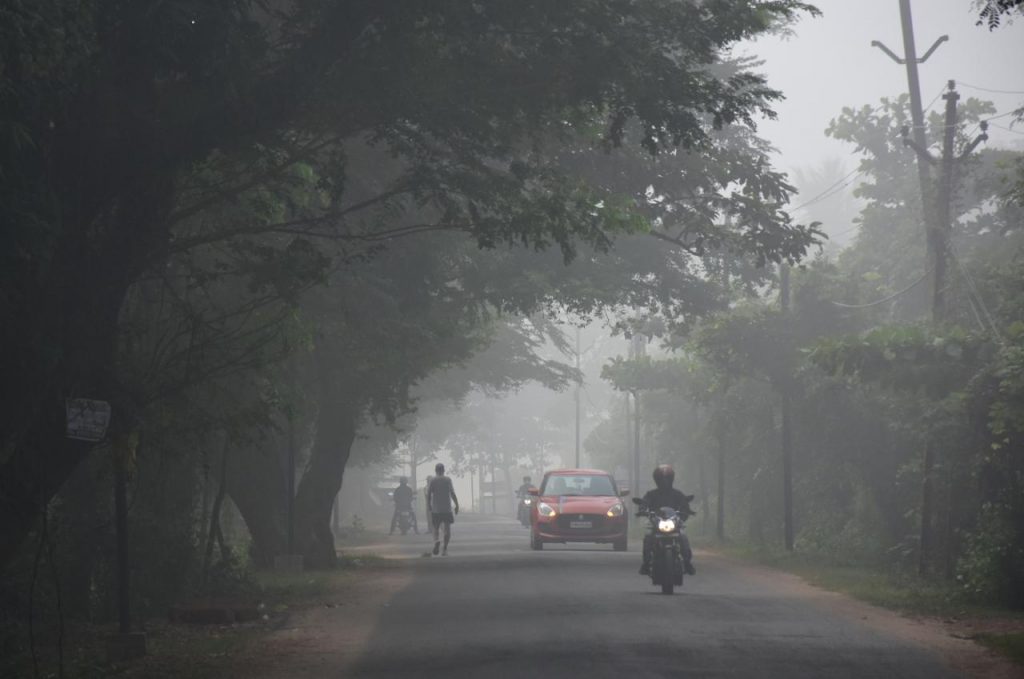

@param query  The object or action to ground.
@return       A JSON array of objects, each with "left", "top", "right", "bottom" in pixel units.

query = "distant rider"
[
  {"left": 639, "top": 464, "right": 696, "bottom": 576},
  {"left": 516, "top": 475, "right": 533, "bottom": 522},
  {"left": 516, "top": 475, "right": 532, "bottom": 501},
  {"left": 427, "top": 463, "right": 460, "bottom": 556},
  {"left": 389, "top": 477, "right": 418, "bottom": 535},
  {"left": 516, "top": 475, "right": 532, "bottom": 497}
]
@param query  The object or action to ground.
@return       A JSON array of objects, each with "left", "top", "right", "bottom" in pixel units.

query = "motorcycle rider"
[
  {"left": 515, "top": 475, "right": 533, "bottom": 523},
  {"left": 639, "top": 464, "right": 696, "bottom": 576},
  {"left": 517, "top": 475, "right": 533, "bottom": 497},
  {"left": 389, "top": 476, "right": 418, "bottom": 535}
]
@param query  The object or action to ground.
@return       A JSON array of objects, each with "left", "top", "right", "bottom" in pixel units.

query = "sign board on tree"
[{"left": 65, "top": 398, "right": 112, "bottom": 442}]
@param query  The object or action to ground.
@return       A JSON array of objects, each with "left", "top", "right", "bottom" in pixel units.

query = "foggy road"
[{"left": 335, "top": 515, "right": 961, "bottom": 679}]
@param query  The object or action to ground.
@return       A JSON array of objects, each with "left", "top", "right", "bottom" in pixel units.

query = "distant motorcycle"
[
  {"left": 634, "top": 498, "right": 686, "bottom": 594},
  {"left": 516, "top": 493, "right": 532, "bottom": 528},
  {"left": 396, "top": 509, "right": 415, "bottom": 535}
]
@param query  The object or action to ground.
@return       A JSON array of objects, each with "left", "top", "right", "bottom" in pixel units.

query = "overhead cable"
[
  {"left": 957, "top": 81, "right": 1024, "bottom": 96},
  {"left": 947, "top": 242, "right": 1004, "bottom": 344},
  {"left": 789, "top": 168, "right": 863, "bottom": 213},
  {"left": 830, "top": 268, "right": 930, "bottom": 309}
]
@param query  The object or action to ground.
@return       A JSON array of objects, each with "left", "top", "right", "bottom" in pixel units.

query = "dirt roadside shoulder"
[
  {"left": 700, "top": 549, "right": 1024, "bottom": 679},
  {"left": 226, "top": 564, "right": 414, "bottom": 679}
]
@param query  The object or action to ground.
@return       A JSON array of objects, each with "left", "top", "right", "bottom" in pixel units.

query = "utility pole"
[
  {"left": 286, "top": 411, "right": 295, "bottom": 555},
  {"left": 574, "top": 326, "right": 581, "bottom": 468},
  {"left": 490, "top": 459, "right": 497, "bottom": 514},
  {"left": 779, "top": 265, "right": 794, "bottom": 552},
  {"left": 900, "top": 81, "right": 986, "bottom": 321},
  {"left": 873, "top": 0, "right": 946, "bottom": 576},
  {"left": 633, "top": 389, "right": 641, "bottom": 500},
  {"left": 624, "top": 393, "right": 633, "bottom": 496},
  {"left": 717, "top": 238, "right": 732, "bottom": 542},
  {"left": 715, "top": 414, "right": 726, "bottom": 541},
  {"left": 900, "top": 80, "right": 988, "bottom": 574},
  {"left": 630, "top": 333, "right": 645, "bottom": 499},
  {"left": 872, "top": 0, "right": 947, "bottom": 316},
  {"left": 114, "top": 441, "right": 132, "bottom": 634}
]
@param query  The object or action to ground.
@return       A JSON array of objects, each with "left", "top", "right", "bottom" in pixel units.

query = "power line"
[
  {"left": 922, "top": 85, "right": 946, "bottom": 116},
  {"left": 830, "top": 268, "right": 930, "bottom": 308},
  {"left": 829, "top": 221, "right": 862, "bottom": 242},
  {"left": 957, "top": 81, "right": 1024, "bottom": 96},
  {"left": 947, "top": 242, "right": 1003, "bottom": 343},
  {"left": 989, "top": 121, "right": 1024, "bottom": 136},
  {"left": 789, "top": 168, "right": 863, "bottom": 213}
]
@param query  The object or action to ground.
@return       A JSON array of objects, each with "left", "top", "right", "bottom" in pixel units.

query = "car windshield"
[{"left": 542, "top": 474, "right": 616, "bottom": 496}]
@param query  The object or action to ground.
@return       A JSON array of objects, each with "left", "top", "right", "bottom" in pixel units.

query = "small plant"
[{"left": 350, "top": 514, "right": 365, "bottom": 535}]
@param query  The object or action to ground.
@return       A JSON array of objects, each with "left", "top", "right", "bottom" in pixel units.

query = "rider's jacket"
[
  {"left": 393, "top": 484, "right": 413, "bottom": 510},
  {"left": 516, "top": 483, "right": 531, "bottom": 499},
  {"left": 641, "top": 487, "right": 694, "bottom": 517}
]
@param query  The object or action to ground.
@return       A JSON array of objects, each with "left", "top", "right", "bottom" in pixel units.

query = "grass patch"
[
  {"left": 254, "top": 552, "right": 396, "bottom": 603},
  {"left": 974, "top": 632, "right": 1024, "bottom": 666},
  {"left": 709, "top": 542, "right": 998, "bottom": 617},
  {"left": 335, "top": 528, "right": 392, "bottom": 547}
]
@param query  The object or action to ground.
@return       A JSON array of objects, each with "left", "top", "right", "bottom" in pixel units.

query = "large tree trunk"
[
  {"left": 292, "top": 352, "right": 359, "bottom": 569},
  {"left": 0, "top": 286, "right": 127, "bottom": 571},
  {"left": 53, "top": 453, "right": 108, "bottom": 618},
  {"left": 0, "top": 164, "right": 177, "bottom": 572},
  {"left": 226, "top": 438, "right": 289, "bottom": 567}
]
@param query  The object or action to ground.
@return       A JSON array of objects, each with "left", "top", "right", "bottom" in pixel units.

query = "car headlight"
[
  {"left": 537, "top": 501, "right": 556, "bottom": 517},
  {"left": 658, "top": 519, "right": 677, "bottom": 533},
  {"left": 606, "top": 503, "right": 624, "bottom": 517},
  {"left": 524, "top": 498, "right": 532, "bottom": 505}
]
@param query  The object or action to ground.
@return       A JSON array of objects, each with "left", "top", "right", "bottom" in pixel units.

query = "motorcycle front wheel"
[{"left": 660, "top": 547, "right": 675, "bottom": 594}]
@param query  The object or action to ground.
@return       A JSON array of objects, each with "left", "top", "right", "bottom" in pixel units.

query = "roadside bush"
[{"left": 957, "top": 502, "right": 1024, "bottom": 607}]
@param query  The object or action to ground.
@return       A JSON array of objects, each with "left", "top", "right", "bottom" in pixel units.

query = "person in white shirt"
[{"left": 426, "top": 463, "right": 460, "bottom": 556}]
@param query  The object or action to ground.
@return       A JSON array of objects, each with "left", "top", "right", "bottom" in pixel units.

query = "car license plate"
[{"left": 569, "top": 520, "right": 592, "bottom": 529}]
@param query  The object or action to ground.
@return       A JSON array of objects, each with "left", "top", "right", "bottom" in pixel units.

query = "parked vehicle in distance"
[{"left": 529, "top": 469, "right": 629, "bottom": 551}]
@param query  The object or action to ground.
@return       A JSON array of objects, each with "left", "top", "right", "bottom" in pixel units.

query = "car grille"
[{"left": 556, "top": 514, "right": 606, "bottom": 532}]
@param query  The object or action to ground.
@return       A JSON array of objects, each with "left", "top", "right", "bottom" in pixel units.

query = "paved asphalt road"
[{"left": 343, "top": 514, "right": 962, "bottom": 679}]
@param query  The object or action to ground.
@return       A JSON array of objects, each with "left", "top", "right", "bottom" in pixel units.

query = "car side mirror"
[
  {"left": 527, "top": 487, "right": 540, "bottom": 496},
  {"left": 619, "top": 490, "right": 630, "bottom": 497}
]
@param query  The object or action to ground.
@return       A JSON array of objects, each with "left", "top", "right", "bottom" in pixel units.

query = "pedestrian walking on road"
[{"left": 427, "top": 463, "right": 459, "bottom": 556}]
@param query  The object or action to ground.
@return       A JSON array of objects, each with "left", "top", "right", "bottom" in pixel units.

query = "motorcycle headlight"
[
  {"left": 537, "top": 501, "right": 556, "bottom": 517},
  {"left": 606, "top": 503, "right": 624, "bottom": 518},
  {"left": 657, "top": 519, "right": 677, "bottom": 533},
  {"left": 524, "top": 499, "right": 532, "bottom": 505}
]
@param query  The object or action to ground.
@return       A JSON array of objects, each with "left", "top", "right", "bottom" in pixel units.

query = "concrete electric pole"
[
  {"left": 874, "top": 3, "right": 988, "bottom": 572},
  {"left": 872, "top": 0, "right": 947, "bottom": 318}
]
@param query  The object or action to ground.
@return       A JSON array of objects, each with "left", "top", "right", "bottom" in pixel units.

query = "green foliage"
[
  {"left": 958, "top": 502, "right": 1024, "bottom": 606},
  {"left": 974, "top": 632, "right": 1024, "bottom": 667},
  {"left": 808, "top": 325, "right": 988, "bottom": 397},
  {"left": 601, "top": 355, "right": 698, "bottom": 393}
]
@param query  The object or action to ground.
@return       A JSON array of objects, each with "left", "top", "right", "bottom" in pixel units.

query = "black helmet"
[
  {"left": 523, "top": 475, "right": 531, "bottom": 483},
  {"left": 653, "top": 464, "right": 675, "bottom": 490}
]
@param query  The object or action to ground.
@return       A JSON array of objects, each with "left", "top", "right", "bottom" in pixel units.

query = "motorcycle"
[
  {"left": 633, "top": 498, "right": 686, "bottom": 594},
  {"left": 516, "top": 492, "right": 532, "bottom": 527},
  {"left": 396, "top": 509, "right": 416, "bottom": 535}
]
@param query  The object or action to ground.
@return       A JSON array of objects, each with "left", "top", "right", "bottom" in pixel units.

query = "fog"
[{"left": 3, "top": 2, "right": 1023, "bottom": 677}]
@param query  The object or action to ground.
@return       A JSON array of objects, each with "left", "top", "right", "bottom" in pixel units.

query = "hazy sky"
[{"left": 746, "top": 0, "right": 1024, "bottom": 181}]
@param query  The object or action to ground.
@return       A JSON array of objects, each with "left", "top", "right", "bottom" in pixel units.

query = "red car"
[{"left": 528, "top": 468, "right": 629, "bottom": 551}]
